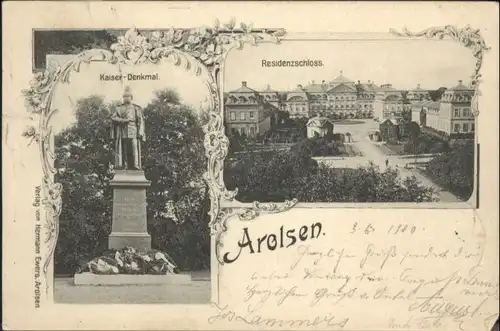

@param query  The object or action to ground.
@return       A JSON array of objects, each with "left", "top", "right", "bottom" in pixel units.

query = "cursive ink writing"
[{"left": 208, "top": 302, "right": 349, "bottom": 328}]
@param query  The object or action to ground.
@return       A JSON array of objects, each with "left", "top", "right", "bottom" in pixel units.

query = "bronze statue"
[{"left": 111, "top": 86, "right": 145, "bottom": 170}]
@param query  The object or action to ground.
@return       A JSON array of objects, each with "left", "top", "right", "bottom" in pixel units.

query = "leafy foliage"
[
  {"left": 225, "top": 147, "right": 437, "bottom": 203},
  {"left": 425, "top": 140, "right": 474, "bottom": 200},
  {"left": 291, "top": 137, "right": 345, "bottom": 157},
  {"left": 429, "top": 87, "right": 448, "bottom": 101},
  {"left": 403, "top": 133, "right": 451, "bottom": 155},
  {"left": 54, "top": 90, "right": 210, "bottom": 274}
]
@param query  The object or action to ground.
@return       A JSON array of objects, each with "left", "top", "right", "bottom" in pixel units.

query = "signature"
[
  {"left": 208, "top": 302, "right": 350, "bottom": 328},
  {"left": 407, "top": 271, "right": 495, "bottom": 330}
]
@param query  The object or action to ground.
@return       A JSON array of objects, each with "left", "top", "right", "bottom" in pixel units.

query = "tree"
[
  {"left": 225, "top": 142, "right": 438, "bottom": 203},
  {"left": 408, "top": 121, "right": 421, "bottom": 167},
  {"left": 54, "top": 89, "right": 210, "bottom": 274},
  {"left": 425, "top": 140, "right": 474, "bottom": 200},
  {"left": 429, "top": 87, "right": 448, "bottom": 101}
]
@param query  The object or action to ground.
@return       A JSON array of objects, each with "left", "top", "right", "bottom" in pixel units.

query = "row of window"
[
  {"left": 453, "top": 122, "right": 475, "bottom": 133},
  {"left": 327, "top": 95, "right": 357, "bottom": 101},
  {"left": 454, "top": 107, "right": 472, "bottom": 118},
  {"left": 229, "top": 111, "right": 255, "bottom": 121},
  {"left": 231, "top": 127, "right": 257, "bottom": 135},
  {"left": 310, "top": 103, "right": 374, "bottom": 109}
]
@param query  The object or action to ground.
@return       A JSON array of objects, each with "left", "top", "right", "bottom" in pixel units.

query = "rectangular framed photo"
[{"left": 2, "top": 2, "right": 499, "bottom": 330}]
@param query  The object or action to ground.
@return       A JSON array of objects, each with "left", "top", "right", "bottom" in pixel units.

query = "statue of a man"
[{"left": 111, "top": 86, "right": 146, "bottom": 170}]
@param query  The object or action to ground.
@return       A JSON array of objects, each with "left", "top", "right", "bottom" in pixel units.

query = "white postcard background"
[{"left": 2, "top": 2, "right": 499, "bottom": 330}]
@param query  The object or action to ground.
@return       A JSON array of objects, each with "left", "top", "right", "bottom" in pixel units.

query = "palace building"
[
  {"left": 224, "top": 73, "right": 475, "bottom": 140},
  {"left": 224, "top": 81, "right": 277, "bottom": 137},
  {"left": 373, "top": 84, "right": 411, "bottom": 121},
  {"left": 406, "top": 84, "right": 432, "bottom": 103},
  {"left": 285, "top": 85, "right": 310, "bottom": 118},
  {"left": 411, "top": 80, "right": 475, "bottom": 137}
]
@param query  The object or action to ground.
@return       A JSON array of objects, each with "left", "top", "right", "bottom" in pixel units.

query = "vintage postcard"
[{"left": 2, "top": 2, "right": 499, "bottom": 330}]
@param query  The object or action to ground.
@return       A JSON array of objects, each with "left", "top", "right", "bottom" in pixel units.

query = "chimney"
[
  {"left": 357, "top": 80, "right": 361, "bottom": 84},
  {"left": 242, "top": 81, "right": 247, "bottom": 87},
  {"left": 266, "top": 84, "right": 270, "bottom": 90},
  {"left": 297, "top": 84, "right": 303, "bottom": 89},
  {"left": 368, "top": 80, "right": 371, "bottom": 84},
  {"left": 311, "top": 80, "right": 315, "bottom": 84},
  {"left": 322, "top": 80, "right": 326, "bottom": 84},
  {"left": 458, "top": 80, "right": 463, "bottom": 85},
  {"left": 417, "top": 84, "right": 420, "bottom": 89}
]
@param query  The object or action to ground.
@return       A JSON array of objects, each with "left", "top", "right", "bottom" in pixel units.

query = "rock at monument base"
[{"left": 73, "top": 272, "right": 192, "bottom": 286}]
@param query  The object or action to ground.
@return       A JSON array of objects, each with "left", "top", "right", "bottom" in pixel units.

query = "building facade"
[
  {"left": 410, "top": 80, "right": 475, "bottom": 138},
  {"left": 438, "top": 80, "right": 475, "bottom": 136},
  {"left": 224, "top": 75, "right": 474, "bottom": 137},
  {"left": 406, "top": 84, "right": 432, "bottom": 103},
  {"left": 411, "top": 100, "right": 440, "bottom": 127},
  {"left": 259, "top": 85, "right": 281, "bottom": 108},
  {"left": 225, "top": 81, "right": 272, "bottom": 137},
  {"left": 373, "top": 84, "right": 410, "bottom": 121},
  {"left": 285, "top": 85, "right": 310, "bottom": 118}
]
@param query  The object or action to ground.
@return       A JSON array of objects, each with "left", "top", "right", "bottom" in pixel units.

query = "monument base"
[
  {"left": 73, "top": 273, "right": 192, "bottom": 286},
  {"left": 108, "top": 232, "right": 151, "bottom": 252},
  {"left": 109, "top": 169, "right": 152, "bottom": 252}
]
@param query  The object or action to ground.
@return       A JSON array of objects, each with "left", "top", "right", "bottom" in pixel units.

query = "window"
[
  {"left": 240, "top": 127, "right": 246, "bottom": 135},
  {"left": 471, "top": 123, "right": 475, "bottom": 132},
  {"left": 462, "top": 123, "right": 469, "bottom": 132},
  {"left": 240, "top": 112, "right": 245, "bottom": 120},
  {"left": 454, "top": 124, "right": 460, "bottom": 133},
  {"left": 249, "top": 111, "right": 255, "bottom": 119},
  {"left": 250, "top": 127, "right": 256, "bottom": 135},
  {"left": 454, "top": 108, "right": 460, "bottom": 117},
  {"left": 462, "top": 108, "right": 470, "bottom": 117},
  {"left": 230, "top": 112, "right": 236, "bottom": 121}
]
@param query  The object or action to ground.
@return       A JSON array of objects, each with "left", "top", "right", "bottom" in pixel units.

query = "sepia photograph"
[
  {"left": 2, "top": 2, "right": 498, "bottom": 330},
  {"left": 31, "top": 29, "right": 212, "bottom": 304},
  {"left": 223, "top": 40, "right": 478, "bottom": 205}
]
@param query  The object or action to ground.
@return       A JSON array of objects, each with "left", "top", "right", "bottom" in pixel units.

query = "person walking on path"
[{"left": 385, "top": 159, "right": 389, "bottom": 168}]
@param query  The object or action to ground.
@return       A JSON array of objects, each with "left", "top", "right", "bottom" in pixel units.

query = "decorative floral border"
[{"left": 22, "top": 23, "right": 490, "bottom": 292}]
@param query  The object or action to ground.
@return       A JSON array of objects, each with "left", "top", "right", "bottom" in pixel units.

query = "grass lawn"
[{"left": 344, "top": 144, "right": 363, "bottom": 156}]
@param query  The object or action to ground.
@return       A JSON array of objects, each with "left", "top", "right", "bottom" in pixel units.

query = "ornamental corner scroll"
[{"left": 389, "top": 25, "right": 490, "bottom": 117}]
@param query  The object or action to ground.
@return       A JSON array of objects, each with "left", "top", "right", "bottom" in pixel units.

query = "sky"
[
  {"left": 47, "top": 55, "right": 211, "bottom": 135},
  {"left": 224, "top": 39, "right": 476, "bottom": 92}
]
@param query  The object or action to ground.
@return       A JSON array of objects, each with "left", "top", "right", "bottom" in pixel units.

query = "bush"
[
  {"left": 425, "top": 141, "right": 474, "bottom": 200},
  {"left": 225, "top": 146, "right": 438, "bottom": 203},
  {"left": 403, "top": 133, "right": 450, "bottom": 155}
]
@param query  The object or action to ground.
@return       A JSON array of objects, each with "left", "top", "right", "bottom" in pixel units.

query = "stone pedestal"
[
  {"left": 109, "top": 170, "right": 151, "bottom": 252},
  {"left": 74, "top": 273, "right": 192, "bottom": 286}
]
